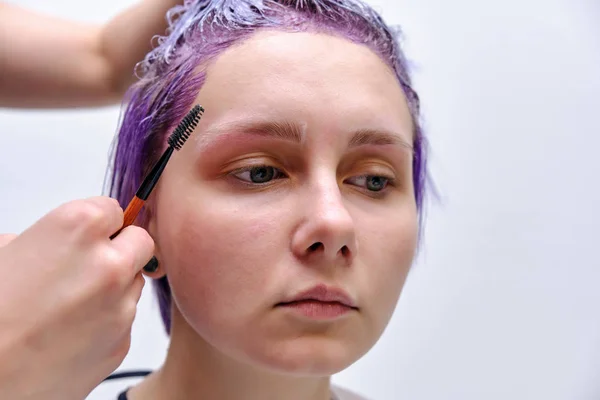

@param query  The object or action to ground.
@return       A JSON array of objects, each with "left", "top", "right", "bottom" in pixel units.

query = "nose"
[{"left": 291, "top": 182, "right": 357, "bottom": 265}]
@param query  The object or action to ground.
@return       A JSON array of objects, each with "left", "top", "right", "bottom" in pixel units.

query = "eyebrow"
[
  {"left": 200, "top": 120, "right": 413, "bottom": 151},
  {"left": 348, "top": 128, "right": 413, "bottom": 150}
]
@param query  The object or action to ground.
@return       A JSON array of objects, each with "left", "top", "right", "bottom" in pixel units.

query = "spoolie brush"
[{"left": 110, "top": 104, "right": 204, "bottom": 239}]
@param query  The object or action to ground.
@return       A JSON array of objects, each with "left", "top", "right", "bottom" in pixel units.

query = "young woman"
[{"left": 108, "top": 1, "right": 429, "bottom": 398}]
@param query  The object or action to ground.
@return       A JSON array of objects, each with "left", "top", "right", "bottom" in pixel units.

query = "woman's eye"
[
  {"left": 232, "top": 165, "right": 286, "bottom": 184},
  {"left": 346, "top": 175, "right": 391, "bottom": 192}
]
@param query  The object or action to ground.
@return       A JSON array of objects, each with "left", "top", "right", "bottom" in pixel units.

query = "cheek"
[
  {"left": 153, "top": 187, "right": 290, "bottom": 329},
  {"left": 359, "top": 206, "right": 417, "bottom": 322}
]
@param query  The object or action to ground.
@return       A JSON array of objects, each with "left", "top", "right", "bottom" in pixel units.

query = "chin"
[{"left": 248, "top": 336, "right": 372, "bottom": 377}]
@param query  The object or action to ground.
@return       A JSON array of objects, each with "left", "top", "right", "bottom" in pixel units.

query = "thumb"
[{"left": 0, "top": 234, "right": 18, "bottom": 248}]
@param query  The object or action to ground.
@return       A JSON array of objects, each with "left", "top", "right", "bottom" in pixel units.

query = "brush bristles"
[{"left": 167, "top": 105, "right": 204, "bottom": 150}]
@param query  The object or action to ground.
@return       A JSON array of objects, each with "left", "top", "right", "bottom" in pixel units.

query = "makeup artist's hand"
[{"left": 0, "top": 196, "right": 154, "bottom": 400}]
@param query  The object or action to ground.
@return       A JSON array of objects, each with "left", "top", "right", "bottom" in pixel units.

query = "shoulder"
[{"left": 332, "top": 385, "right": 371, "bottom": 400}]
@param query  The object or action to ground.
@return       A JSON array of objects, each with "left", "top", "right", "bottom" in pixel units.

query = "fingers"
[
  {"left": 130, "top": 272, "right": 146, "bottom": 304},
  {"left": 40, "top": 197, "right": 125, "bottom": 240},
  {"left": 84, "top": 197, "right": 125, "bottom": 237},
  {"left": 0, "top": 233, "right": 17, "bottom": 248},
  {"left": 109, "top": 225, "right": 155, "bottom": 276}
]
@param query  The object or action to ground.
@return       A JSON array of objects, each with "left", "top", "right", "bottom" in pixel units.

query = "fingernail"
[{"left": 143, "top": 256, "right": 159, "bottom": 273}]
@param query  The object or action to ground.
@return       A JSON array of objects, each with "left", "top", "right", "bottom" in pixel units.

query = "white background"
[{"left": 1, "top": 1, "right": 599, "bottom": 399}]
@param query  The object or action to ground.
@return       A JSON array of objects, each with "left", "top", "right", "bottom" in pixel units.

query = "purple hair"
[{"left": 107, "top": 0, "right": 429, "bottom": 335}]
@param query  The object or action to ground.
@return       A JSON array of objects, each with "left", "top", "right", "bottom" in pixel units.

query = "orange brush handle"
[
  {"left": 110, "top": 196, "right": 145, "bottom": 239},
  {"left": 122, "top": 196, "right": 145, "bottom": 227}
]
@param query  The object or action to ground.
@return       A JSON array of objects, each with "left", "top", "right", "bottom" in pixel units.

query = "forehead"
[{"left": 196, "top": 30, "right": 413, "bottom": 143}]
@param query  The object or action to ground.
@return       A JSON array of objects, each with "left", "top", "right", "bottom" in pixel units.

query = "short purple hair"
[{"left": 107, "top": 0, "right": 429, "bottom": 335}]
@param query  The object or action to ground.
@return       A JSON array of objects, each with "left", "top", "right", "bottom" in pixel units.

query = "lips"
[{"left": 277, "top": 284, "right": 358, "bottom": 309}]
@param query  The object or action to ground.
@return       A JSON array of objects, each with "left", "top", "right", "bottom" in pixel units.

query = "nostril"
[
  {"left": 340, "top": 245, "right": 350, "bottom": 257},
  {"left": 308, "top": 242, "right": 323, "bottom": 252}
]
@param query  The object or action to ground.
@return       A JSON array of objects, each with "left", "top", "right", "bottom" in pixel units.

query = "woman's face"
[{"left": 149, "top": 30, "right": 417, "bottom": 375}]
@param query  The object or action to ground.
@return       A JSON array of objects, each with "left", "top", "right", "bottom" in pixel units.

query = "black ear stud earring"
[{"left": 143, "top": 256, "right": 159, "bottom": 273}]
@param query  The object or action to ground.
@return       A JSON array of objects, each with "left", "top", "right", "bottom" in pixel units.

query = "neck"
[{"left": 129, "top": 310, "right": 333, "bottom": 400}]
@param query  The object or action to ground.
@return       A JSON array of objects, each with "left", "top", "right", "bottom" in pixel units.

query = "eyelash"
[
  {"left": 229, "top": 165, "right": 288, "bottom": 186},
  {"left": 229, "top": 164, "right": 396, "bottom": 196},
  {"left": 344, "top": 175, "right": 396, "bottom": 196}
]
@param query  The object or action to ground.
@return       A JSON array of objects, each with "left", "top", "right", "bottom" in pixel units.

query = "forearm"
[
  {"left": 0, "top": 1, "right": 179, "bottom": 109},
  {"left": 99, "top": 0, "right": 179, "bottom": 97},
  {"left": 0, "top": 3, "right": 111, "bottom": 108}
]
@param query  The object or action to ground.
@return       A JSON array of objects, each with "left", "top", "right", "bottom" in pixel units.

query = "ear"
[{"left": 142, "top": 205, "right": 167, "bottom": 279}]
